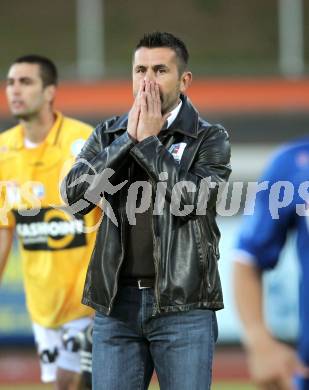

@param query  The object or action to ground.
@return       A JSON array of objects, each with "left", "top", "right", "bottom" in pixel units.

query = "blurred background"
[{"left": 0, "top": 0, "right": 308, "bottom": 388}]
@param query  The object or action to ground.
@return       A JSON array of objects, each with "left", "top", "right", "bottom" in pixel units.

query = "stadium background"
[{"left": 0, "top": 1, "right": 308, "bottom": 388}]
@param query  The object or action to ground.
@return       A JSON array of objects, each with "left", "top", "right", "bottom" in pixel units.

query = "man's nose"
[{"left": 144, "top": 70, "right": 155, "bottom": 82}]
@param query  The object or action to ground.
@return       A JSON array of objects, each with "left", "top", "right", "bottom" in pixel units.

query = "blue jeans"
[{"left": 92, "top": 286, "right": 218, "bottom": 390}]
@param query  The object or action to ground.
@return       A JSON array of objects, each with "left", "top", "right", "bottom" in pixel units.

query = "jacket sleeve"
[
  {"left": 129, "top": 125, "right": 231, "bottom": 218},
  {"left": 61, "top": 119, "right": 135, "bottom": 215}
]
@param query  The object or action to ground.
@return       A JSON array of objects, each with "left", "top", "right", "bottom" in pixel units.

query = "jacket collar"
[{"left": 105, "top": 94, "right": 200, "bottom": 139}]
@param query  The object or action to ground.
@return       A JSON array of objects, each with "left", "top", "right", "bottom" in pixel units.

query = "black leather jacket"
[{"left": 61, "top": 95, "right": 231, "bottom": 316}]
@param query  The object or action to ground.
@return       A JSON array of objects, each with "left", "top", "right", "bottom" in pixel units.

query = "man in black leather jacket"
[{"left": 61, "top": 32, "right": 231, "bottom": 390}]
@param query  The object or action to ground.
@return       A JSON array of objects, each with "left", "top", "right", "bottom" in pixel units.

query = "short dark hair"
[
  {"left": 135, "top": 32, "right": 189, "bottom": 74},
  {"left": 12, "top": 54, "right": 58, "bottom": 87}
]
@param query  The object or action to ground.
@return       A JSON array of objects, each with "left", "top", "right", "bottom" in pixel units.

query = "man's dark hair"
[
  {"left": 12, "top": 54, "right": 58, "bottom": 87},
  {"left": 135, "top": 32, "right": 189, "bottom": 74}
]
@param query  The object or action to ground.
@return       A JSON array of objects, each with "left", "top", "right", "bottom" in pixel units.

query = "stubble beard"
[
  {"left": 161, "top": 93, "right": 181, "bottom": 116},
  {"left": 12, "top": 109, "right": 38, "bottom": 121},
  {"left": 9, "top": 100, "right": 42, "bottom": 121}
]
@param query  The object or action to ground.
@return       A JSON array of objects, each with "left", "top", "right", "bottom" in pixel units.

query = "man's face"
[
  {"left": 6, "top": 63, "right": 52, "bottom": 120},
  {"left": 132, "top": 47, "right": 189, "bottom": 114}
]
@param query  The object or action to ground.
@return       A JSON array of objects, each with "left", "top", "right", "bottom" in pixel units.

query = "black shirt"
[{"left": 120, "top": 159, "right": 155, "bottom": 280}]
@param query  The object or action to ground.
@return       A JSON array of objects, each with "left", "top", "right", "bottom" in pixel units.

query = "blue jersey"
[{"left": 236, "top": 138, "right": 309, "bottom": 386}]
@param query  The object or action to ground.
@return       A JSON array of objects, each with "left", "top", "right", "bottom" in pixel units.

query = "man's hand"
[
  {"left": 136, "top": 81, "right": 170, "bottom": 142},
  {"left": 246, "top": 331, "right": 309, "bottom": 390},
  {"left": 127, "top": 80, "right": 144, "bottom": 141}
]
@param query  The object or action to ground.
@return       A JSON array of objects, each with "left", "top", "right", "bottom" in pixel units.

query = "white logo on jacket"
[{"left": 168, "top": 143, "right": 187, "bottom": 163}]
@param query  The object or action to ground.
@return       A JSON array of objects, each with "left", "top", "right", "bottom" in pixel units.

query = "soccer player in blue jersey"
[{"left": 233, "top": 138, "right": 309, "bottom": 390}]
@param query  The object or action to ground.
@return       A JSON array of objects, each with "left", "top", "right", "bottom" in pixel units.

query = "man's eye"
[{"left": 158, "top": 68, "right": 167, "bottom": 74}]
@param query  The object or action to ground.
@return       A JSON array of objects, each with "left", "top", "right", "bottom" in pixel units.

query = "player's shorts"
[{"left": 32, "top": 316, "right": 92, "bottom": 383}]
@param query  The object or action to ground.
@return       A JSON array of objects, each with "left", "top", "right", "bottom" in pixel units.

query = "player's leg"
[
  {"left": 55, "top": 368, "right": 81, "bottom": 390},
  {"left": 56, "top": 317, "right": 92, "bottom": 390},
  {"left": 77, "top": 323, "right": 93, "bottom": 390},
  {"left": 149, "top": 309, "right": 218, "bottom": 390},
  {"left": 32, "top": 322, "right": 61, "bottom": 384}
]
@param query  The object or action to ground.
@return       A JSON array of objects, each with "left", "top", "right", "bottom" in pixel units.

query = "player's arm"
[
  {"left": 234, "top": 259, "right": 266, "bottom": 344},
  {"left": 0, "top": 227, "right": 14, "bottom": 281},
  {"left": 234, "top": 259, "right": 290, "bottom": 388},
  {"left": 234, "top": 258, "right": 308, "bottom": 390}
]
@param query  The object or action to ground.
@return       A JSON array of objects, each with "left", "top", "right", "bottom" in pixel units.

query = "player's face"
[
  {"left": 132, "top": 47, "right": 192, "bottom": 114},
  {"left": 6, "top": 63, "right": 53, "bottom": 120}
]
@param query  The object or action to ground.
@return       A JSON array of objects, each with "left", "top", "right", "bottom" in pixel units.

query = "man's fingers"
[
  {"left": 145, "top": 81, "right": 155, "bottom": 115},
  {"left": 150, "top": 81, "right": 158, "bottom": 115},
  {"left": 133, "top": 80, "right": 144, "bottom": 108},
  {"left": 140, "top": 92, "right": 147, "bottom": 115},
  {"left": 128, "top": 98, "right": 140, "bottom": 124},
  {"left": 131, "top": 79, "right": 144, "bottom": 112},
  {"left": 127, "top": 80, "right": 144, "bottom": 138},
  {"left": 129, "top": 107, "right": 140, "bottom": 127},
  {"left": 148, "top": 82, "right": 156, "bottom": 115},
  {"left": 138, "top": 79, "right": 145, "bottom": 95},
  {"left": 136, "top": 80, "right": 168, "bottom": 140}
]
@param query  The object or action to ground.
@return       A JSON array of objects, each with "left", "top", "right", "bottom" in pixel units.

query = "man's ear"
[
  {"left": 180, "top": 71, "right": 192, "bottom": 94},
  {"left": 44, "top": 85, "right": 56, "bottom": 104}
]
